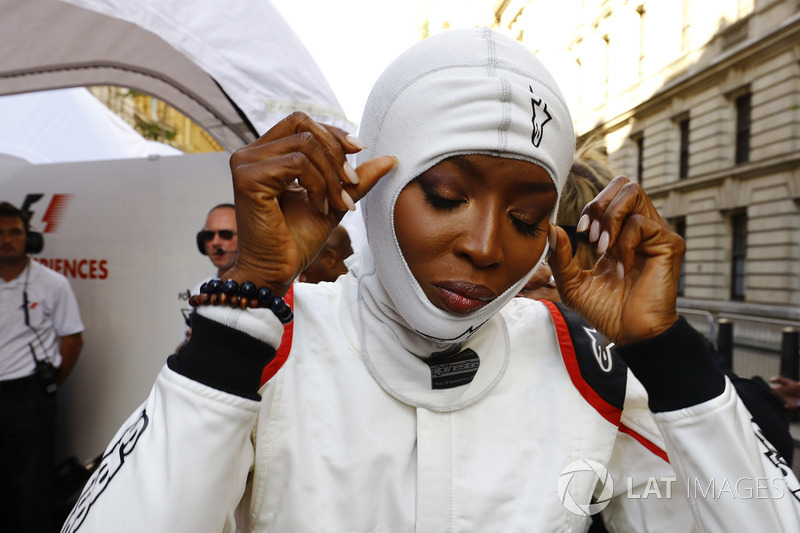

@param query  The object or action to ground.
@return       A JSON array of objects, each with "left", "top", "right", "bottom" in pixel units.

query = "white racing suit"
[{"left": 63, "top": 273, "right": 800, "bottom": 532}]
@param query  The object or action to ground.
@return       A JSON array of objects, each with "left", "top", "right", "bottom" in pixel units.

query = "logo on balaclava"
[{"left": 529, "top": 86, "right": 552, "bottom": 148}]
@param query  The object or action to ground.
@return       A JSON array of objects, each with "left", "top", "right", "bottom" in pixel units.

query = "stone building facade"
[
  {"left": 488, "top": 0, "right": 800, "bottom": 322},
  {"left": 89, "top": 86, "right": 222, "bottom": 154}
]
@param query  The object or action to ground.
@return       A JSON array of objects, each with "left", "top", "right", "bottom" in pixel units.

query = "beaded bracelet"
[{"left": 188, "top": 278, "right": 293, "bottom": 324}]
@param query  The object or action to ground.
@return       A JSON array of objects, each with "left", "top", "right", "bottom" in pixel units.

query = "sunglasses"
[{"left": 199, "top": 229, "right": 237, "bottom": 241}]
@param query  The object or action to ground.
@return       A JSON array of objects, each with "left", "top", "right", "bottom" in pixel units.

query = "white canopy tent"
[
  {"left": 0, "top": 0, "right": 364, "bottom": 465},
  {"left": 1, "top": 0, "right": 353, "bottom": 153},
  {"left": 0, "top": 87, "right": 181, "bottom": 164}
]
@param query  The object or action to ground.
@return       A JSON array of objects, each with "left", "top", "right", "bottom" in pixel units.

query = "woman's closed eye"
[
  {"left": 509, "top": 211, "right": 546, "bottom": 237},
  {"left": 422, "top": 185, "right": 546, "bottom": 237},
  {"left": 423, "top": 189, "right": 465, "bottom": 210}
]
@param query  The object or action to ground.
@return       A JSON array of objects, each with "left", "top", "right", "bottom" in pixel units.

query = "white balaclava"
[{"left": 356, "top": 27, "right": 574, "bottom": 343}]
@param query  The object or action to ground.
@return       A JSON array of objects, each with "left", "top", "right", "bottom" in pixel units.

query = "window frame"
[
  {"left": 734, "top": 92, "right": 751, "bottom": 165},
  {"left": 730, "top": 211, "right": 747, "bottom": 301},
  {"left": 678, "top": 117, "right": 690, "bottom": 179}
]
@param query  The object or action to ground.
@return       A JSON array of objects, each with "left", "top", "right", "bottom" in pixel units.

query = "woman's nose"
[{"left": 453, "top": 212, "right": 504, "bottom": 268}]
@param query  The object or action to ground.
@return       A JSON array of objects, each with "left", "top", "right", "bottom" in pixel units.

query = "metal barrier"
[
  {"left": 718, "top": 313, "right": 800, "bottom": 354},
  {"left": 717, "top": 319, "right": 733, "bottom": 370},
  {"left": 782, "top": 328, "right": 800, "bottom": 381},
  {"left": 677, "top": 307, "right": 716, "bottom": 340},
  {"left": 677, "top": 308, "right": 800, "bottom": 380}
]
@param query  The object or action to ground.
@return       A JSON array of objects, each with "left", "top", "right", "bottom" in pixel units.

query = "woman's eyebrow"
[
  {"left": 515, "top": 180, "right": 556, "bottom": 193},
  {"left": 447, "top": 155, "right": 556, "bottom": 195},
  {"left": 449, "top": 155, "right": 479, "bottom": 175}
]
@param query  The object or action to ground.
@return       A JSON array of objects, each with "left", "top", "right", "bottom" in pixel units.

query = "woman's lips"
[{"left": 433, "top": 281, "right": 496, "bottom": 314}]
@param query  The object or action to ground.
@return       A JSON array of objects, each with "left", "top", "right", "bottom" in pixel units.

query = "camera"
[{"left": 35, "top": 360, "right": 58, "bottom": 395}]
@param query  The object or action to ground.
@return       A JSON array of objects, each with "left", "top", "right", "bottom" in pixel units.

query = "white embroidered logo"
[{"left": 582, "top": 326, "right": 615, "bottom": 373}]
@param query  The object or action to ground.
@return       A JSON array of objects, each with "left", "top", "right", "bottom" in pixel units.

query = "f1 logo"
[{"left": 20, "top": 193, "right": 73, "bottom": 233}]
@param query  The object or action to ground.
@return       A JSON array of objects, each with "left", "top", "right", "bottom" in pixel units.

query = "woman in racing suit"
[{"left": 64, "top": 28, "right": 800, "bottom": 533}]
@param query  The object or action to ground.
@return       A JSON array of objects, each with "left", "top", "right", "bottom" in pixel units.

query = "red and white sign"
[{"left": 1, "top": 152, "right": 234, "bottom": 461}]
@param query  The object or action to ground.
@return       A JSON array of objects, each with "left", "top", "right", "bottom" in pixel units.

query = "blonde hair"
[{"left": 557, "top": 135, "right": 615, "bottom": 226}]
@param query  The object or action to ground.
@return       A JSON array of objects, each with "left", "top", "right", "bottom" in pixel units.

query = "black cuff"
[
  {"left": 167, "top": 313, "right": 276, "bottom": 401},
  {"left": 615, "top": 317, "right": 725, "bottom": 413}
]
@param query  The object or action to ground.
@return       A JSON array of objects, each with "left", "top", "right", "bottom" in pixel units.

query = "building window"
[
  {"left": 672, "top": 217, "right": 686, "bottom": 296},
  {"left": 730, "top": 212, "right": 747, "bottom": 301},
  {"left": 635, "top": 135, "right": 644, "bottom": 185},
  {"left": 678, "top": 118, "right": 690, "bottom": 179},
  {"left": 735, "top": 93, "right": 751, "bottom": 164}
]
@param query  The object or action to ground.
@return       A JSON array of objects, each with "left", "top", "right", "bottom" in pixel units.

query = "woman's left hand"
[{"left": 548, "top": 176, "right": 685, "bottom": 346}]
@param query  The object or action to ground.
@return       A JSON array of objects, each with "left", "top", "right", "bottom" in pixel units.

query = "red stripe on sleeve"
[
  {"left": 260, "top": 284, "right": 294, "bottom": 386},
  {"left": 619, "top": 424, "right": 670, "bottom": 462},
  {"left": 542, "top": 299, "right": 668, "bottom": 463},
  {"left": 543, "top": 299, "right": 622, "bottom": 427}
]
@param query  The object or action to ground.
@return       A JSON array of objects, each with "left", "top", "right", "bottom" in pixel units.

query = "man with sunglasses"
[
  {"left": 180, "top": 204, "right": 239, "bottom": 348},
  {"left": 196, "top": 203, "right": 239, "bottom": 278}
]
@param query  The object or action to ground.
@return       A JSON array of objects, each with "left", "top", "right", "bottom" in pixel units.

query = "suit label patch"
[{"left": 425, "top": 348, "right": 480, "bottom": 389}]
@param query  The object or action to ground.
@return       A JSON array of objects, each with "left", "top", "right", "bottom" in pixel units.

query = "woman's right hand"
[
  {"left": 549, "top": 176, "right": 685, "bottom": 346},
  {"left": 224, "top": 112, "right": 397, "bottom": 295}
]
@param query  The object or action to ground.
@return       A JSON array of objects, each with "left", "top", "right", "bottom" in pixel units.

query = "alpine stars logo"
[
  {"left": 429, "top": 360, "right": 479, "bottom": 378},
  {"left": 416, "top": 319, "right": 488, "bottom": 343},
  {"left": 558, "top": 459, "right": 614, "bottom": 516},
  {"left": 529, "top": 86, "right": 552, "bottom": 148},
  {"left": 582, "top": 326, "right": 615, "bottom": 373},
  {"left": 425, "top": 348, "right": 480, "bottom": 390}
]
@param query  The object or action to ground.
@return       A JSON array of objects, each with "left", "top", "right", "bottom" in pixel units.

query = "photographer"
[{"left": 0, "top": 201, "right": 84, "bottom": 533}]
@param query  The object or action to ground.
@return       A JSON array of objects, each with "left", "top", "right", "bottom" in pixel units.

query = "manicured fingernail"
[
  {"left": 576, "top": 214, "right": 590, "bottom": 233},
  {"left": 616, "top": 261, "right": 625, "bottom": 279},
  {"left": 345, "top": 134, "right": 366, "bottom": 150},
  {"left": 341, "top": 189, "right": 356, "bottom": 211},
  {"left": 597, "top": 230, "right": 609, "bottom": 255},
  {"left": 548, "top": 224, "right": 557, "bottom": 251},
  {"left": 589, "top": 220, "right": 600, "bottom": 243},
  {"left": 322, "top": 198, "right": 329, "bottom": 216},
  {"left": 343, "top": 162, "right": 360, "bottom": 184}
]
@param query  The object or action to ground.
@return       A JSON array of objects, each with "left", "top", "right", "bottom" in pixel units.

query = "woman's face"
[{"left": 395, "top": 154, "right": 557, "bottom": 315}]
